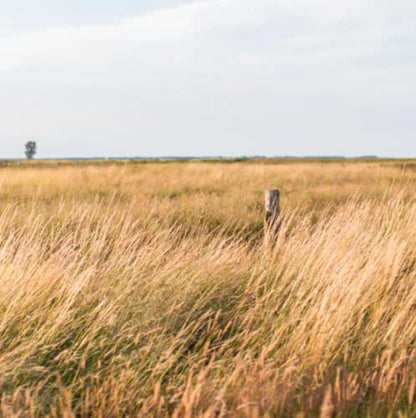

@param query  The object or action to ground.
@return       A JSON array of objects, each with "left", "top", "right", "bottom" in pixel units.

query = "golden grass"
[{"left": 0, "top": 160, "right": 415, "bottom": 416}]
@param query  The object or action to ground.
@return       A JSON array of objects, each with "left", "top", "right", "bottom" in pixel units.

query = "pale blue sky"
[
  {"left": 0, "top": 0, "right": 415, "bottom": 158},
  {"left": 0, "top": 1, "right": 194, "bottom": 35}
]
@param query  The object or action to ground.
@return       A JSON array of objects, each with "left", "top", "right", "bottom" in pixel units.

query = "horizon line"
[{"left": 3, "top": 155, "right": 416, "bottom": 161}]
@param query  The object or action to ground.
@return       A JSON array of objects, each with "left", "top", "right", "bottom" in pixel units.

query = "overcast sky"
[{"left": 0, "top": 0, "right": 415, "bottom": 158}]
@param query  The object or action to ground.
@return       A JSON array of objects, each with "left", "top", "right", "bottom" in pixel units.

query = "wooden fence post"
[{"left": 265, "top": 189, "right": 280, "bottom": 241}]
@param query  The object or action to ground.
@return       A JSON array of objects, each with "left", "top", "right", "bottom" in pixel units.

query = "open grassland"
[{"left": 0, "top": 160, "right": 416, "bottom": 416}]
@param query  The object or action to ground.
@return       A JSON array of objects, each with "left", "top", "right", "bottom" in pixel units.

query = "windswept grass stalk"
[{"left": 0, "top": 162, "right": 415, "bottom": 416}]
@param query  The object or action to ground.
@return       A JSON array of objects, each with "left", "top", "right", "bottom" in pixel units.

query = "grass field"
[{"left": 0, "top": 159, "right": 416, "bottom": 416}]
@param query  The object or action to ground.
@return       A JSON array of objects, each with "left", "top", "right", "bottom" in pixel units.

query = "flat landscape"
[{"left": 1, "top": 159, "right": 416, "bottom": 416}]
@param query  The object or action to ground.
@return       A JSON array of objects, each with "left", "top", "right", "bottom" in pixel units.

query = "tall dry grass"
[{"left": 0, "top": 161, "right": 415, "bottom": 416}]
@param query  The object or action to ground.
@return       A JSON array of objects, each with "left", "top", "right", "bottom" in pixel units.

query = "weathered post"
[{"left": 264, "top": 189, "right": 280, "bottom": 241}]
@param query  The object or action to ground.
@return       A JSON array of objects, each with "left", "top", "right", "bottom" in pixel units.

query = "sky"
[{"left": 0, "top": 0, "right": 415, "bottom": 158}]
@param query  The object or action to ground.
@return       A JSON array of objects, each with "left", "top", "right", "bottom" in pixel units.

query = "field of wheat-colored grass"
[{"left": 0, "top": 160, "right": 415, "bottom": 416}]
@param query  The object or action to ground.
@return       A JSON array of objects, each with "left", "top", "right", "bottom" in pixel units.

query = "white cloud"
[
  {"left": 0, "top": 0, "right": 416, "bottom": 157},
  {"left": 0, "top": 0, "right": 373, "bottom": 71}
]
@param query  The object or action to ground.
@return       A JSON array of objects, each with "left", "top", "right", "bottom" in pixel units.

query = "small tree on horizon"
[{"left": 25, "top": 141, "right": 37, "bottom": 160}]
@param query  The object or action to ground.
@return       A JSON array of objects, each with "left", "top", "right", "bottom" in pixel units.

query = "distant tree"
[{"left": 25, "top": 141, "right": 37, "bottom": 160}]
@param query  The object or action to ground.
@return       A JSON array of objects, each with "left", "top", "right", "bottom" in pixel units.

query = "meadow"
[{"left": 0, "top": 159, "right": 415, "bottom": 416}]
